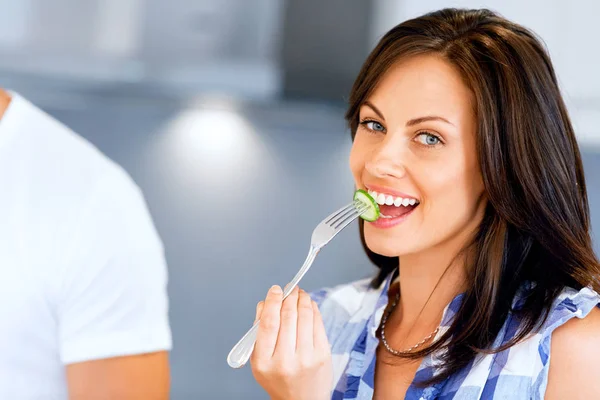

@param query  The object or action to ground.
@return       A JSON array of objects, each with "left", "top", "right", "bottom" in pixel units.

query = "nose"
[{"left": 365, "top": 141, "right": 406, "bottom": 180}]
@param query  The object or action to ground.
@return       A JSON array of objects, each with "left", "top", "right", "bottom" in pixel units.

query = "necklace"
[{"left": 380, "top": 292, "right": 440, "bottom": 355}]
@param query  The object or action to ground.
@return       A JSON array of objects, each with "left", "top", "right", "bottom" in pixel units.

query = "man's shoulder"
[
  {"left": 0, "top": 94, "right": 148, "bottom": 251},
  {"left": 11, "top": 94, "right": 123, "bottom": 181},
  {"left": 4, "top": 94, "right": 139, "bottom": 208}
]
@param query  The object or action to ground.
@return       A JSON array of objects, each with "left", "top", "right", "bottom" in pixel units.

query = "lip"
[
  {"left": 369, "top": 206, "right": 417, "bottom": 229},
  {"left": 364, "top": 184, "right": 419, "bottom": 201}
]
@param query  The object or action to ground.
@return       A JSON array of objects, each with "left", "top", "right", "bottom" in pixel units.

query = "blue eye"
[
  {"left": 416, "top": 132, "right": 442, "bottom": 146},
  {"left": 360, "top": 120, "right": 385, "bottom": 133}
]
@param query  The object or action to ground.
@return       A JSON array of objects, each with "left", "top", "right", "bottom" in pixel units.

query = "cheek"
[
  {"left": 424, "top": 163, "right": 484, "bottom": 216},
  {"left": 349, "top": 141, "right": 365, "bottom": 183},
  {"left": 417, "top": 163, "right": 458, "bottom": 200}
]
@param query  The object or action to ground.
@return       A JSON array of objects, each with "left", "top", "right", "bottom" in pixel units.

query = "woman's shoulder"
[
  {"left": 444, "top": 285, "right": 600, "bottom": 399},
  {"left": 538, "top": 285, "right": 600, "bottom": 398},
  {"left": 540, "top": 285, "right": 600, "bottom": 333},
  {"left": 524, "top": 284, "right": 600, "bottom": 398},
  {"left": 521, "top": 284, "right": 600, "bottom": 358}
]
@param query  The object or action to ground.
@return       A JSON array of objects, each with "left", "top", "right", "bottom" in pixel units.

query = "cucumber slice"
[{"left": 353, "top": 189, "right": 380, "bottom": 222}]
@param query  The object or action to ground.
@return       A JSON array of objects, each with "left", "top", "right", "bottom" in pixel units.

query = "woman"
[{"left": 249, "top": 8, "right": 600, "bottom": 399}]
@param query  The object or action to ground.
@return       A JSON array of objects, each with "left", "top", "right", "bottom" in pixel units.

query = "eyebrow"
[
  {"left": 362, "top": 101, "right": 455, "bottom": 127},
  {"left": 363, "top": 101, "right": 385, "bottom": 120}
]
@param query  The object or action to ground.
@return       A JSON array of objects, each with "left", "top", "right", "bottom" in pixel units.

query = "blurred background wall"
[{"left": 0, "top": 0, "right": 597, "bottom": 398}]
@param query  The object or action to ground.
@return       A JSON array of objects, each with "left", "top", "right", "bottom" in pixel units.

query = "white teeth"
[{"left": 367, "top": 188, "right": 419, "bottom": 208}]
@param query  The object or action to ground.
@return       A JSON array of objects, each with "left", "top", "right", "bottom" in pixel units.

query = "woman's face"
[{"left": 350, "top": 54, "right": 487, "bottom": 257}]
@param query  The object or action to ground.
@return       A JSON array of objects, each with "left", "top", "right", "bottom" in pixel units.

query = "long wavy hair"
[{"left": 346, "top": 8, "right": 600, "bottom": 385}]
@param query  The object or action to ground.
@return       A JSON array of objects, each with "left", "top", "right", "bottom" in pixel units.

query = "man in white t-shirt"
[{"left": 0, "top": 88, "right": 172, "bottom": 399}]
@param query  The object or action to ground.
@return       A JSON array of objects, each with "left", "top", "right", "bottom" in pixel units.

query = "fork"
[{"left": 226, "top": 200, "right": 369, "bottom": 369}]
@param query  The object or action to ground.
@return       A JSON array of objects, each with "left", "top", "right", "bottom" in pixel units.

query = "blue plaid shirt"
[{"left": 310, "top": 271, "right": 600, "bottom": 399}]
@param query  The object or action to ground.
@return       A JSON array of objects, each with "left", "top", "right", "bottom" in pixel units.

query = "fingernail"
[{"left": 270, "top": 285, "right": 282, "bottom": 294}]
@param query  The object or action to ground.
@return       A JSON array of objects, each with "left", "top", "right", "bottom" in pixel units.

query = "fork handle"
[
  {"left": 226, "top": 321, "right": 260, "bottom": 369},
  {"left": 227, "top": 246, "right": 320, "bottom": 368}
]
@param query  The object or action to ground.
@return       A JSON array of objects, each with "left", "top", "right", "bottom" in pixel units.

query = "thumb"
[{"left": 254, "top": 301, "right": 265, "bottom": 324}]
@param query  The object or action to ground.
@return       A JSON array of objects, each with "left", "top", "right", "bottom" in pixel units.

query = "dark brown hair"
[{"left": 346, "top": 8, "right": 600, "bottom": 385}]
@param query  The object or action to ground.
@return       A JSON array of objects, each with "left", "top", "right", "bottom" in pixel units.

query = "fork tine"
[
  {"left": 330, "top": 200, "right": 368, "bottom": 227},
  {"left": 333, "top": 205, "right": 369, "bottom": 229},
  {"left": 324, "top": 203, "right": 355, "bottom": 225},
  {"left": 324, "top": 200, "right": 373, "bottom": 228},
  {"left": 355, "top": 203, "right": 370, "bottom": 215},
  {"left": 329, "top": 204, "right": 360, "bottom": 227},
  {"left": 334, "top": 207, "right": 369, "bottom": 230},
  {"left": 331, "top": 204, "right": 367, "bottom": 228}
]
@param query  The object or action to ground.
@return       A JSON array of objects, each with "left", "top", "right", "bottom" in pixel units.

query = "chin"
[{"left": 364, "top": 233, "right": 406, "bottom": 258}]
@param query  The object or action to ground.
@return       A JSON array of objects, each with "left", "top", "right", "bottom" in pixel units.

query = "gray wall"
[
  {"left": 583, "top": 151, "right": 600, "bottom": 248},
  {"left": 0, "top": 0, "right": 284, "bottom": 99},
  {"left": 140, "top": 0, "right": 282, "bottom": 63},
  {"left": 280, "top": 0, "right": 375, "bottom": 101}
]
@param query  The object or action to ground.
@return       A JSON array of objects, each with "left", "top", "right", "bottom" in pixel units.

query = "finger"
[
  {"left": 274, "top": 286, "right": 299, "bottom": 357},
  {"left": 312, "top": 300, "right": 329, "bottom": 352},
  {"left": 254, "top": 301, "right": 264, "bottom": 324},
  {"left": 296, "top": 289, "right": 314, "bottom": 352},
  {"left": 253, "top": 285, "right": 283, "bottom": 360}
]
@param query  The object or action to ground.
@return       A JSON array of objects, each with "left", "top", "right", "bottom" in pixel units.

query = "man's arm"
[
  {"left": 56, "top": 168, "right": 172, "bottom": 399},
  {"left": 67, "top": 352, "right": 170, "bottom": 400}
]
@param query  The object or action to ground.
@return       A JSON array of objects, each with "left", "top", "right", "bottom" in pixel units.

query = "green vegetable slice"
[{"left": 353, "top": 189, "right": 380, "bottom": 222}]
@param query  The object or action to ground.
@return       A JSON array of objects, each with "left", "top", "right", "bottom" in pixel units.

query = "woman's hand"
[{"left": 250, "top": 285, "right": 333, "bottom": 400}]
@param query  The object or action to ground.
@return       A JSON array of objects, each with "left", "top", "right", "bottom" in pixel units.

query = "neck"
[
  {"left": 0, "top": 89, "right": 11, "bottom": 120},
  {"left": 396, "top": 245, "right": 468, "bottom": 329},
  {"left": 393, "top": 222, "right": 480, "bottom": 332},
  {"left": 392, "top": 198, "right": 486, "bottom": 332}
]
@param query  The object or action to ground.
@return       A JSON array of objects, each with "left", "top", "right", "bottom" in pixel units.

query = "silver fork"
[{"left": 226, "top": 200, "right": 369, "bottom": 368}]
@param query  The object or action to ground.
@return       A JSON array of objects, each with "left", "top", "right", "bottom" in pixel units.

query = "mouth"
[{"left": 366, "top": 188, "right": 420, "bottom": 228}]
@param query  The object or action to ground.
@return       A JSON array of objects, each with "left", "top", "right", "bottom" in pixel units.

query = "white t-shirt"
[{"left": 0, "top": 92, "right": 172, "bottom": 399}]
